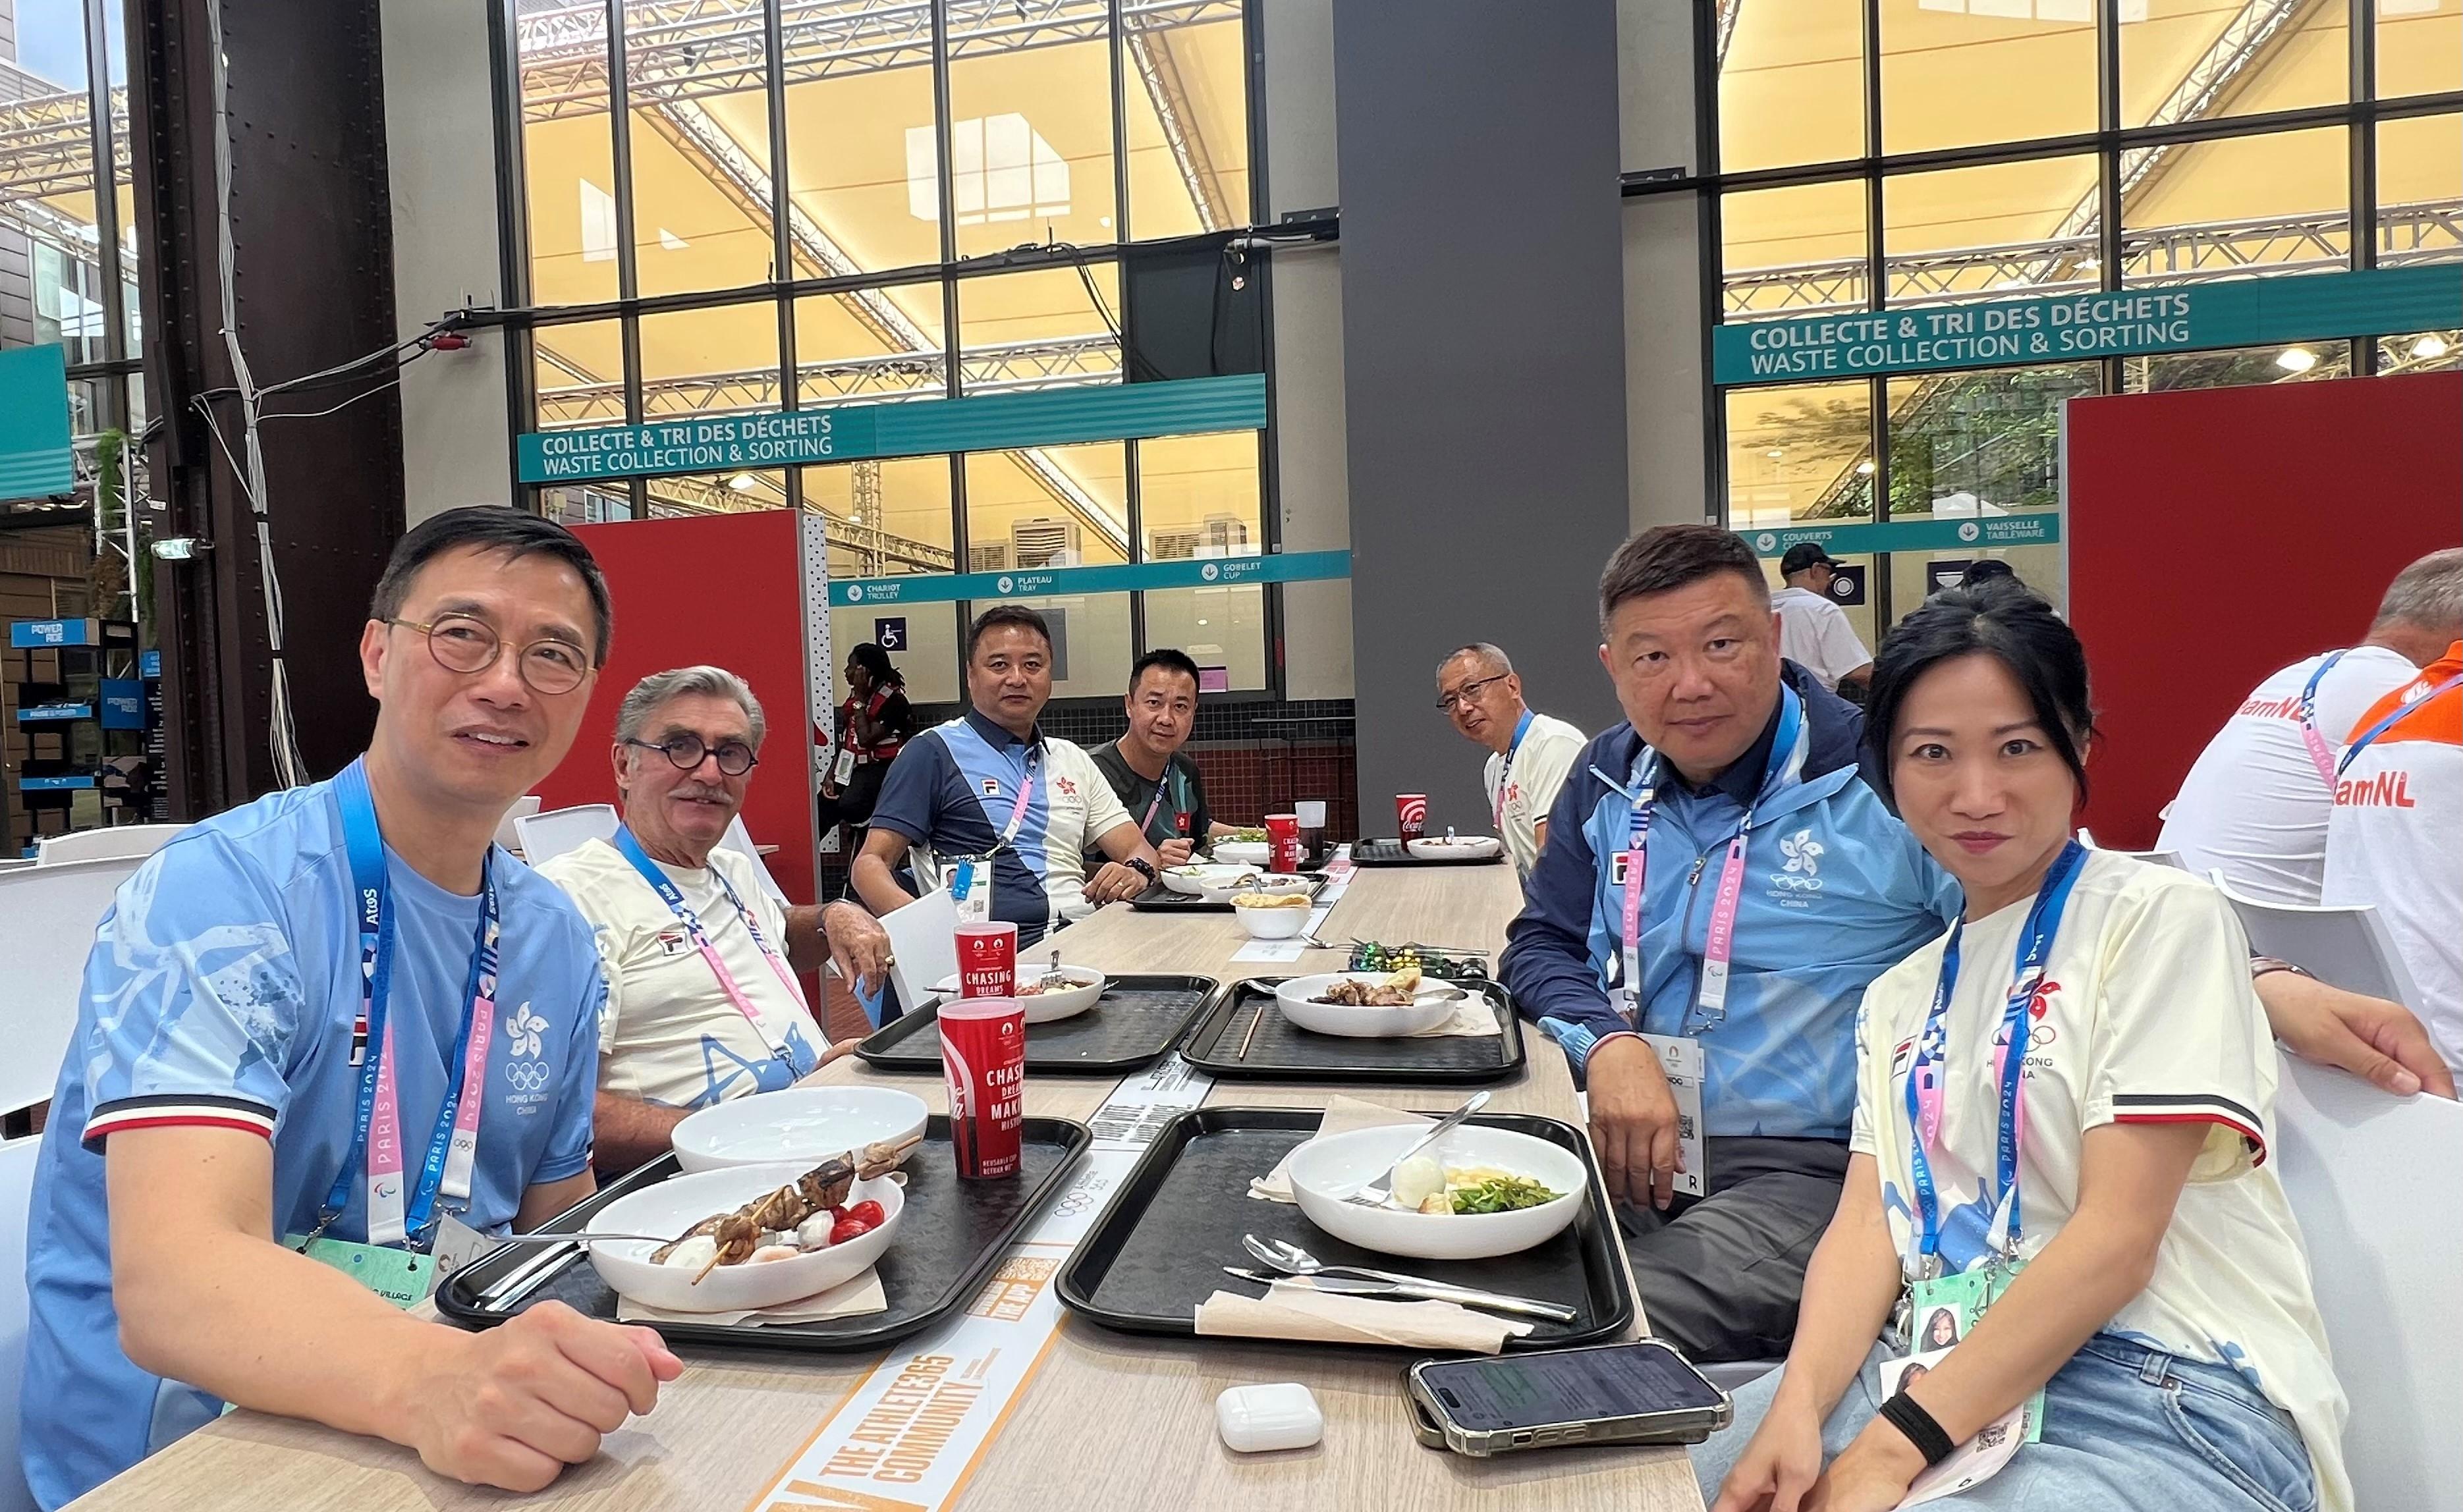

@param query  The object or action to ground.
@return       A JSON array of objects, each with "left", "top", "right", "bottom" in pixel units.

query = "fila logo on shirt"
[
  {"left": 982, "top": 778, "right": 1001, "bottom": 796},
  {"left": 655, "top": 927, "right": 691, "bottom": 957},
  {"left": 2335, "top": 769, "right": 2417, "bottom": 809},
  {"left": 1609, "top": 851, "right": 1632, "bottom": 886}
]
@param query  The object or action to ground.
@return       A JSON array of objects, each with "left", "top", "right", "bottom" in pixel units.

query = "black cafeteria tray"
[
  {"left": 1350, "top": 838, "right": 1506, "bottom": 867},
  {"left": 854, "top": 973, "right": 1226, "bottom": 1075},
  {"left": 1177, "top": 977, "right": 1527, "bottom": 1085},
  {"left": 1055, "top": 1106, "right": 1632, "bottom": 1351},
  {"left": 1131, "top": 873, "right": 1329, "bottom": 913},
  {"left": 435, "top": 1115, "right": 1090, "bottom": 1353}
]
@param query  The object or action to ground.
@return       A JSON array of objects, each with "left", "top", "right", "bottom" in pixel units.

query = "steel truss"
[{"left": 0, "top": 86, "right": 129, "bottom": 203}]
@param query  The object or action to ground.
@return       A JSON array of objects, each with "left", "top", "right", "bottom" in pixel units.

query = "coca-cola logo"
[{"left": 1397, "top": 795, "right": 1427, "bottom": 827}]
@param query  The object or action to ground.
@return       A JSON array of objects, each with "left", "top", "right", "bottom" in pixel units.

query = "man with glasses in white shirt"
[
  {"left": 536, "top": 666, "right": 893, "bottom": 1173},
  {"left": 1436, "top": 643, "right": 1585, "bottom": 878}
]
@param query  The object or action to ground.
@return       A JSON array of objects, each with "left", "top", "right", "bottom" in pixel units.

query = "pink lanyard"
[
  {"left": 613, "top": 829, "right": 811, "bottom": 1049},
  {"left": 1616, "top": 690, "right": 1808, "bottom": 1035},
  {"left": 987, "top": 746, "right": 1039, "bottom": 849},
  {"left": 2294, "top": 650, "right": 2349, "bottom": 789}
]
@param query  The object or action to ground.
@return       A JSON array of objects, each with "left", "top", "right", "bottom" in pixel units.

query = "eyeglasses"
[
  {"left": 1435, "top": 674, "right": 1508, "bottom": 713},
  {"left": 389, "top": 613, "right": 592, "bottom": 695},
  {"left": 626, "top": 734, "right": 760, "bottom": 777}
]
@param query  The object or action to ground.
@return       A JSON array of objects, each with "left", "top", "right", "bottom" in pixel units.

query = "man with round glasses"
[
  {"left": 1435, "top": 642, "right": 1586, "bottom": 879},
  {"left": 22, "top": 507, "right": 684, "bottom": 1505},
  {"left": 536, "top": 666, "right": 893, "bottom": 1173}
]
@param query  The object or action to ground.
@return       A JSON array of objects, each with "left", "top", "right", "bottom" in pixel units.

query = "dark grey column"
[{"left": 1333, "top": 0, "right": 1630, "bottom": 838}]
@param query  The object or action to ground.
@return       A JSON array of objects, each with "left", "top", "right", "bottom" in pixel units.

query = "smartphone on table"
[{"left": 1406, "top": 1338, "right": 1732, "bottom": 1456}]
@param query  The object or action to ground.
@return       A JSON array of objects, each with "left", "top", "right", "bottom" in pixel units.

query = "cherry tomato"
[
  {"left": 829, "top": 1216, "right": 872, "bottom": 1246},
  {"left": 844, "top": 1200, "right": 885, "bottom": 1229}
]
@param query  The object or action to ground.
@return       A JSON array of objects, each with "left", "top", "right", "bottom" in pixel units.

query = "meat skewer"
[{"left": 648, "top": 1133, "right": 926, "bottom": 1281}]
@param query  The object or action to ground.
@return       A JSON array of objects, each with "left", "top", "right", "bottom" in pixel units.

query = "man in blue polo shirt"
[
  {"left": 20, "top": 508, "right": 682, "bottom": 1507},
  {"left": 852, "top": 605, "right": 1163, "bottom": 947},
  {"left": 1502, "top": 526, "right": 1960, "bottom": 1364}
]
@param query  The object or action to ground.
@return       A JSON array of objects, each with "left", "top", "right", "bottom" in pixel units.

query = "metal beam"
[
  {"left": 0, "top": 84, "right": 131, "bottom": 202},
  {"left": 1123, "top": 20, "right": 1231, "bottom": 231}
]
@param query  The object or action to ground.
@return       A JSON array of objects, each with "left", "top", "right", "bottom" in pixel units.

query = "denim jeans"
[{"left": 1692, "top": 1332, "right": 2319, "bottom": 1512}]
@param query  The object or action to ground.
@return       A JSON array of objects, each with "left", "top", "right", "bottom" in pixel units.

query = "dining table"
[{"left": 67, "top": 859, "right": 1708, "bottom": 1512}]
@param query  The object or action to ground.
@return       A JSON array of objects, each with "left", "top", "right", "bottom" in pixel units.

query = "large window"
[
  {"left": 1707, "top": 0, "right": 2461, "bottom": 633},
  {"left": 506, "top": 1, "right": 1268, "bottom": 700}
]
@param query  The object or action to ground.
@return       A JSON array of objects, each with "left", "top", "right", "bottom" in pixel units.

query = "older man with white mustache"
[{"left": 536, "top": 665, "right": 891, "bottom": 1172}]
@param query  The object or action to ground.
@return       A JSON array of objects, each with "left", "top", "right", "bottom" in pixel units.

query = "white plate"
[
  {"left": 1287, "top": 1123, "right": 1586, "bottom": 1260},
  {"left": 1161, "top": 863, "right": 1258, "bottom": 898},
  {"left": 931, "top": 967, "right": 1107, "bottom": 1023},
  {"left": 671, "top": 1087, "right": 929, "bottom": 1175},
  {"left": 588, "top": 1162, "right": 904, "bottom": 1312},
  {"left": 1211, "top": 841, "right": 1271, "bottom": 867},
  {"left": 1273, "top": 973, "right": 1463, "bottom": 1037},
  {"left": 1405, "top": 836, "right": 1503, "bottom": 862}
]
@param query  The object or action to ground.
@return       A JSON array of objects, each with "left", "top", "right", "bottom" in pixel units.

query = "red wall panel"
[
  {"left": 532, "top": 512, "right": 817, "bottom": 905},
  {"left": 2067, "top": 371, "right": 2463, "bottom": 849}
]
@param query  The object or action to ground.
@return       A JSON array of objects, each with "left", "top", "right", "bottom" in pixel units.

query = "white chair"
[
  {"left": 2209, "top": 869, "right": 2426, "bottom": 1011},
  {"left": 718, "top": 813, "right": 790, "bottom": 907},
  {"left": 1, "top": 1135, "right": 43, "bottom": 1512},
  {"left": 0, "top": 857, "right": 143, "bottom": 1118},
  {"left": 492, "top": 794, "right": 543, "bottom": 853},
  {"left": 514, "top": 803, "right": 619, "bottom": 867},
  {"left": 877, "top": 888, "right": 960, "bottom": 1019},
  {"left": 35, "top": 823, "right": 183, "bottom": 867},
  {"left": 2273, "top": 1054, "right": 2463, "bottom": 1511}
]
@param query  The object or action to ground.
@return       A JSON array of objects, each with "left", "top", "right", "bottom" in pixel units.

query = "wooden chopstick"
[{"left": 1233, "top": 1000, "right": 1267, "bottom": 1061}]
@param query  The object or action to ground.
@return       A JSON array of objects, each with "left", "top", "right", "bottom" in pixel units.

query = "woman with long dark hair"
[
  {"left": 1698, "top": 585, "right": 2348, "bottom": 1511},
  {"left": 816, "top": 643, "right": 916, "bottom": 852}
]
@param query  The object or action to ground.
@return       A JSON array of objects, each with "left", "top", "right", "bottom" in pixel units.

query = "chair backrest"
[
  {"left": 492, "top": 794, "right": 543, "bottom": 853},
  {"left": 0, "top": 1135, "right": 42, "bottom": 1512},
  {"left": 2116, "top": 848, "right": 2184, "bottom": 869},
  {"left": 514, "top": 804, "right": 619, "bottom": 867},
  {"left": 2209, "top": 869, "right": 2425, "bottom": 1010},
  {"left": 0, "top": 857, "right": 142, "bottom": 1118},
  {"left": 877, "top": 888, "right": 960, "bottom": 1016},
  {"left": 718, "top": 813, "right": 789, "bottom": 906},
  {"left": 35, "top": 823, "right": 184, "bottom": 867},
  {"left": 2273, "top": 1054, "right": 2463, "bottom": 1511}
]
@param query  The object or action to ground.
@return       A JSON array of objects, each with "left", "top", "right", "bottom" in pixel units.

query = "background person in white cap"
[{"left": 1771, "top": 543, "right": 1872, "bottom": 698}]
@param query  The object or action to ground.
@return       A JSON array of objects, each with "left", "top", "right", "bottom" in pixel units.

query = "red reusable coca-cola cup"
[
  {"left": 1395, "top": 793, "right": 1429, "bottom": 844},
  {"left": 939, "top": 996, "right": 1026, "bottom": 1179},
  {"left": 954, "top": 921, "right": 1017, "bottom": 998},
  {"left": 1263, "top": 813, "right": 1302, "bottom": 873}
]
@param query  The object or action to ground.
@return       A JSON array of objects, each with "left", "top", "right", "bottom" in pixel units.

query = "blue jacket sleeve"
[{"left": 1501, "top": 759, "right": 1630, "bottom": 1071}]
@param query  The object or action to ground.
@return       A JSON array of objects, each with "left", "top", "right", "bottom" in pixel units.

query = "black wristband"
[
  {"left": 1878, "top": 1390, "right": 1956, "bottom": 1467},
  {"left": 1125, "top": 856, "right": 1157, "bottom": 882}
]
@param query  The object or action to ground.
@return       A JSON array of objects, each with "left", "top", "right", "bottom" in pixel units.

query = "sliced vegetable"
[{"left": 1449, "top": 1174, "right": 1563, "bottom": 1214}]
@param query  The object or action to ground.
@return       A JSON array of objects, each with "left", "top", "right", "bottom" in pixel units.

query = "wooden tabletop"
[{"left": 71, "top": 863, "right": 1705, "bottom": 1512}]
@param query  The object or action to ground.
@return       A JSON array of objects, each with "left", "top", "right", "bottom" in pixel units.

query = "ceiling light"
[
  {"left": 2275, "top": 347, "right": 2318, "bottom": 374},
  {"left": 1992, "top": 278, "right": 2030, "bottom": 291},
  {"left": 727, "top": 473, "right": 759, "bottom": 491},
  {"left": 1196, "top": 618, "right": 1209, "bottom": 626},
  {"left": 2076, "top": 256, "right": 2101, "bottom": 271},
  {"left": 1856, "top": 460, "right": 1876, "bottom": 475},
  {"left": 1765, "top": 448, "right": 1785, "bottom": 458},
  {"left": 2411, "top": 335, "right": 2450, "bottom": 360}
]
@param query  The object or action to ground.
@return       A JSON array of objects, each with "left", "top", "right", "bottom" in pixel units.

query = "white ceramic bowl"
[
  {"left": 1231, "top": 896, "right": 1313, "bottom": 939},
  {"left": 1405, "top": 835, "right": 1503, "bottom": 862},
  {"left": 1273, "top": 973, "right": 1462, "bottom": 1037},
  {"left": 1287, "top": 1123, "right": 1586, "bottom": 1260},
  {"left": 670, "top": 1087, "right": 929, "bottom": 1175},
  {"left": 932, "top": 967, "right": 1107, "bottom": 1023},
  {"left": 588, "top": 1162, "right": 904, "bottom": 1312},
  {"left": 1211, "top": 840, "right": 1271, "bottom": 867},
  {"left": 1161, "top": 863, "right": 1258, "bottom": 898}
]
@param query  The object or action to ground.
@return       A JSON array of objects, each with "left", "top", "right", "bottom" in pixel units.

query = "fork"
[
  {"left": 1235, "top": 1237, "right": 1576, "bottom": 1323},
  {"left": 1343, "top": 1089, "right": 1489, "bottom": 1208}
]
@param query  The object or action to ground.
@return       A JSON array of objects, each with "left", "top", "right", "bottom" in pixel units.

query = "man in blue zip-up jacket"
[{"left": 1503, "top": 526, "right": 1960, "bottom": 1363}]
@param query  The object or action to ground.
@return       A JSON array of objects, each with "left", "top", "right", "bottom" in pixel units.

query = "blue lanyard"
[
  {"left": 2337, "top": 672, "right": 2463, "bottom": 776},
  {"left": 1904, "top": 838, "right": 2088, "bottom": 1275},
  {"left": 1501, "top": 710, "right": 1536, "bottom": 776},
  {"left": 2296, "top": 649, "right": 2347, "bottom": 738},
  {"left": 325, "top": 760, "right": 499, "bottom": 1249}
]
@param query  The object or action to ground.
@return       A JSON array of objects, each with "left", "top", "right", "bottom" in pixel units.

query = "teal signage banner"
[
  {"left": 1741, "top": 514, "right": 2061, "bottom": 558},
  {"left": 835, "top": 549, "right": 1352, "bottom": 607},
  {"left": 518, "top": 373, "right": 1269, "bottom": 484},
  {"left": 1715, "top": 265, "right": 2463, "bottom": 386},
  {"left": 0, "top": 344, "right": 74, "bottom": 502}
]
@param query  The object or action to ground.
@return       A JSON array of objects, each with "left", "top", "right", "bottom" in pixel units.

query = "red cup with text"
[
  {"left": 1263, "top": 813, "right": 1303, "bottom": 873},
  {"left": 939, "top": 996, "right": 1026, "bottom": 1180},
  {"left": 955, "top": 921, "right": 1017, "bottom": 998},
  {"left": 1396, "top": 793, "right": 1429, "bottom": 844}
]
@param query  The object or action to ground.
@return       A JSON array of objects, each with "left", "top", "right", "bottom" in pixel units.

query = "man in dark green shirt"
[{"left": 1087, "top": 649, "right": 1241, "bottom": 867}]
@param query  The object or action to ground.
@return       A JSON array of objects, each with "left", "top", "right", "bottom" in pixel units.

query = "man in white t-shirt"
[
  {"left": 1770, "top": 544, "right": 1873, "bottom": 696},
  {"left": 2161, "top": 549, "right": 2462, "bottom": 904},
  {"left": 536, "top": 666, "right": 893, "bottom": 1172},
  {"left": 1435, "top": 643, "right": 1586, "bottom": 878},
  {"left": 2325, "top": 640, "right": 2463, "bottom": 1073}
]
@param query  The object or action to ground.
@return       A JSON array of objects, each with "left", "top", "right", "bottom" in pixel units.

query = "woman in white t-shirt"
[{"left": 1698, "top": 584, "right": 2350, "bottom": 1512}]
